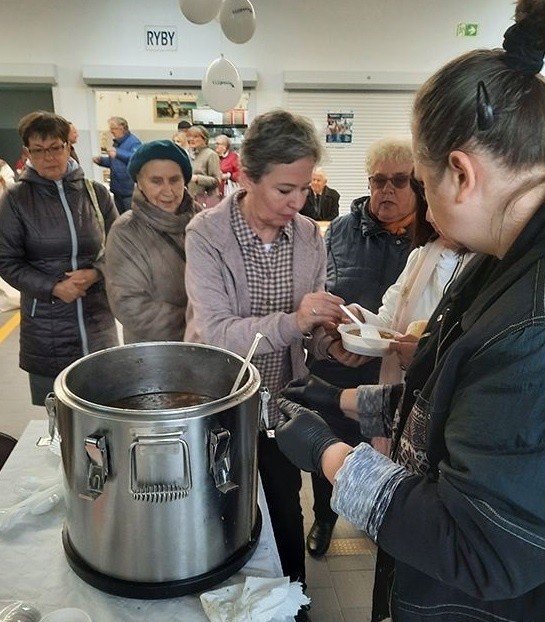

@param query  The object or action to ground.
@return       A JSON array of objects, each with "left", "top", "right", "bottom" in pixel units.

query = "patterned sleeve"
[{"left": 355, "top": 383, "right": 404, "bottom": 438}]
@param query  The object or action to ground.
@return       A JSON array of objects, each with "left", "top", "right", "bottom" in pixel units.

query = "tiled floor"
[
  {"left": 0, "top": 304, "right": 377, "bottom": 621},
  {"left": 300, "top": 474, "right": 377, "bottom": 621}
]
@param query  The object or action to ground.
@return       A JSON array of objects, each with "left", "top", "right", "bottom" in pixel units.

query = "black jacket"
[
  {"left": 375, "top": 204, "right": 545, "bottom": 620},
  {"left": 300, "top": 185, "right": 340, "bottom": 221},
  {"left": 0, "top": 164, "right": 119, "bottom": 377}
]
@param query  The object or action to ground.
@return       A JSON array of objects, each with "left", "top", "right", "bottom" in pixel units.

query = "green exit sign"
[{"left": 456, "top": 23, "right": 479, "bottom": 37}]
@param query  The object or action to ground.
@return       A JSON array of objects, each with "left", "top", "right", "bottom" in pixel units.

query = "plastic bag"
[
  {"left": 0, "top": 465, "right": 63, "bottom": 533},
  {"left": 225, "top": 179, "right": 241, "bottom": 195},
  {"left": 0, "top": 600, "right": 41, "bottom": 622}
]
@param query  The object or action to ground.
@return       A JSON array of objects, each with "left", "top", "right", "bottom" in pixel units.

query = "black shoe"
[
  {"left": 295, "top": 604, "right": 312, "bottom": 621},
  {"left": 306, "top": 519, "right": 335, "bottom": 557}
]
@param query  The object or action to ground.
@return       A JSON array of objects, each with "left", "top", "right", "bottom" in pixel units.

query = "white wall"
[{"left": 0, "top": 0, "right": 515, "bottom": 175}]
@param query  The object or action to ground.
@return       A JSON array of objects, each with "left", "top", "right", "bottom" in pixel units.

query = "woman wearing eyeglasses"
[
  {"left": 304, "top": 136, "right": 418, "bottom": 558},
  {"left": 0, "top": 111, "right": 119, "bottom": 406},
  {"left": 323, "top": 136, "right": 418, "bottom": 334}
]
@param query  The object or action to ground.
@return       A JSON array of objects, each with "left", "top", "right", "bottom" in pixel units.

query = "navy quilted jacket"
[{"left": 325, "top": 196, "right": 412, "bottom": 310}]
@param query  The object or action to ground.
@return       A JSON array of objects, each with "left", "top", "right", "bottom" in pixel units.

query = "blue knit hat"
[{"left": 128, "top": 139, "right": 192, "bottom": 183}]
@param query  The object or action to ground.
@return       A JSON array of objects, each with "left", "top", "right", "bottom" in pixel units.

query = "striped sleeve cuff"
[{"left": 331, "top": 442, "right": 410, "bottom": 541}]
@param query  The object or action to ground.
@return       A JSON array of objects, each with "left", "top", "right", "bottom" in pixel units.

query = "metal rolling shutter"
[{"left": 286, "top": 90, "right": 415, "bottom": 215}]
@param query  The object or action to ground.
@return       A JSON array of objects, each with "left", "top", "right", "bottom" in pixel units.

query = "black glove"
[
  {"left": 282, "top": 375, "right": 362, "bottom": 444},
  {"left": 281, "top": 375, "right": 344, "bottom": 418},
  {"left": 276, "top": 397, "right": 341, "bottom": 474}
]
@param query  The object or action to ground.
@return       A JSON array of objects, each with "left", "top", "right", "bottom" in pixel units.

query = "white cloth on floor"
[{"left": 200, "top": 576, "right": 309, "bottom": 622}]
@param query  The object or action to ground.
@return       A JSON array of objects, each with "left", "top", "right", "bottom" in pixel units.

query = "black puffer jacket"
[
  {"left": 0, "top": 163, "right": 119, "bottom": 377},
  {"left": 366, "top": 206, "right": 545, "bottom": 621}
]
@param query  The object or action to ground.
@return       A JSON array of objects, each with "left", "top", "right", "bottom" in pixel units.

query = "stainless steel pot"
[{"left": 47, "top": 342, "right": 262, "bottom": 599}]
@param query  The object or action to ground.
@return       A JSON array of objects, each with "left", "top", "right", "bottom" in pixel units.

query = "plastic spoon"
[
  {"left": 0, "top": 482, "right": 63, "bottom": 533},
  {"left": 339, "top": 305, "right": 381, "bottom": 340},
  {"left": 229, "top": 332, "right": 263, "bottom": 395}
]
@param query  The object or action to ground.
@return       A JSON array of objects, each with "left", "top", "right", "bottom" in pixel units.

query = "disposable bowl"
[{"left": 337, "top": 323, "right": 400, "bottom": 357}]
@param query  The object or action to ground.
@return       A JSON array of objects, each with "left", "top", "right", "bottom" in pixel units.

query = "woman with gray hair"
[
  {"left": 184, "top": 109, "right": 359, "bottom": 622},
  {"left": 214, "top": 133, "right": 241, "bottom": 197},
  {"left": 186, "top": 124, "right": 221, "bottom": 208}
]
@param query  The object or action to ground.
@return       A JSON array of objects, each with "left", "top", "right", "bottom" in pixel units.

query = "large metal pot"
[{"left": 47, "top": 342, "right": 262, "bottom": 599}]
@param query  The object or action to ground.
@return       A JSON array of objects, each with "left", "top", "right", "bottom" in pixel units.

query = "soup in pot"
[{"left": 108, "top": 391, "right": 212, "bottom": 410}]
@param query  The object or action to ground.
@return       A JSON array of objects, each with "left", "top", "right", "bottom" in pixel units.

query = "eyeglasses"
[
  {"left": 27, "top": 143, "right": 67, "bottom": 159},
  {"left": 368, "top": 173, "right": 410, "bottom": 191}
]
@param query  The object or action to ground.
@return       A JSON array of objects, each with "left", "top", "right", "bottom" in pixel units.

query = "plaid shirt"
[{"left": 231, "top": 200, "right": 294, "bottom": 427}]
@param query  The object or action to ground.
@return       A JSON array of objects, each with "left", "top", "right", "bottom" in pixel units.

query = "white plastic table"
[{"left": 0, "top": 420, "right": 284, "bottom": 621}]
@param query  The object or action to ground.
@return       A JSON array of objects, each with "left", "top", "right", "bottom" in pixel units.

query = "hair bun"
[{"left": 502, "top": 22, "right": 545, "bottom": 74}]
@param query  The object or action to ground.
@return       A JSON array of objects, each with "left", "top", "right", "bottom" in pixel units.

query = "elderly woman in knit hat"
[{"left": 105, "top": 139, "right": 200, "bottom": 344}]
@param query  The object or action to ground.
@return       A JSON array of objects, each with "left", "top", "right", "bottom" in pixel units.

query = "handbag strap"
[
  {"left": 156, "top": 229, "right": 186, "bottom": 263},
  {"left": 84, "top": 179, "right": 106, "bottom": 261}
]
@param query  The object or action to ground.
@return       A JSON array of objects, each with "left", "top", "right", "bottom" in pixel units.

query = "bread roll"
[{"left": 406, "top": 320, "right": 428, "bottom": 338}]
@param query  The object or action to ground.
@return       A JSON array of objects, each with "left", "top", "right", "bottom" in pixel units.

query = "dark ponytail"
[
  {"left": 514, "top": 0, "right": 545, "bottom": 47},
  {"left": 502, "top": 0, "right": 545, "bottom": 73}
]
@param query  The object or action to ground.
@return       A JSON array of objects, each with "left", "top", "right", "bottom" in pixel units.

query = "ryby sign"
[{"left": 145, "top": 26, "right": 178, "bottom": 51}]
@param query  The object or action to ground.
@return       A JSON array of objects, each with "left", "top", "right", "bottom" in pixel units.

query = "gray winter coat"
[
  {"left": 187, "top": 146, "right": 221, "bottom": 199},
  {"left": 105, "top": 187, "right": 199, "bottom": 343}
]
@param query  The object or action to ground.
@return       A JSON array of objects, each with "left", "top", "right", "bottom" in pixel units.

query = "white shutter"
[{"left": 286, "top": 90, "right": 415, "bottom": 215}]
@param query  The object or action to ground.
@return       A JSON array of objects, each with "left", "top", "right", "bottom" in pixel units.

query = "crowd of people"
[{"left": 1, "top": 3, "right": 544, "bottom": 620}]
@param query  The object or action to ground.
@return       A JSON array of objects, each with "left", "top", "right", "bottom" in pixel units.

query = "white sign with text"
[{"left": 145, "top": 26, "right": 178, "bottom": 51}]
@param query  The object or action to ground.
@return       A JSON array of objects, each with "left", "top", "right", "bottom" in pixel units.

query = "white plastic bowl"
[
  {"left": 337, "top": 323, "right": 401, "bottom": 357},
  {"left": 39, "top": 609, "right": 91, "bottom": 622}
]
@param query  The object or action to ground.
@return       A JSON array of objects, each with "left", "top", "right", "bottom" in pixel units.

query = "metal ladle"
[
  {"left": 340, "top": 305, "right": 381, "bottom": 340},
  {"left": 229, "top": 332, "right": 263, "bottom": 395}
]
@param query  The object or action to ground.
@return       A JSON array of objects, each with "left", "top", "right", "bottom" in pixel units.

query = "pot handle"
[
  {"left": 82, "top": 434, "right": 109, "bottom": 500},
  {"left": 129, "top": 433, "right": 192, "bottom": 503},
  {"left": 44, "top": 392, "right": 57, "bottom": 439},
  {"left": 209, "top": 429, "right": 238, "bottom": 494}
]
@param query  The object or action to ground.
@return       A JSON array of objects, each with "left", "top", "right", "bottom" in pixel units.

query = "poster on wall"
[
  {"left": 326, "top": 112, "right": 353, "bottom": 144},
  {"left": 153, "top": 95, "right": 197, "bottom": 122}
]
